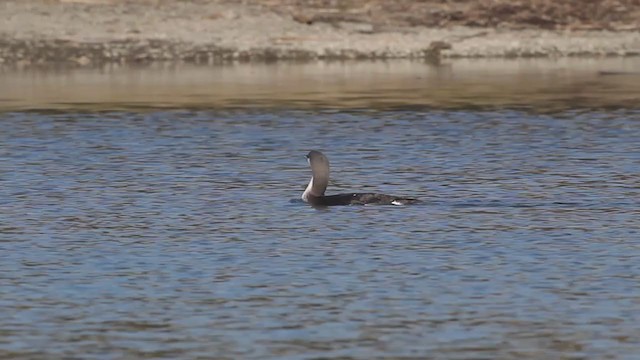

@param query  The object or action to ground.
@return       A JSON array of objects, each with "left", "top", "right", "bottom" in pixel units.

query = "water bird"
[{"left": 302, "top": 150, "right": 420, "bottom": 206}]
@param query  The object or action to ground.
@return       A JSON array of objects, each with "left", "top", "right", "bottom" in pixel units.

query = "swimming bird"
[{"left": 301, "top": 150, "right": 420, "bottom": 206}]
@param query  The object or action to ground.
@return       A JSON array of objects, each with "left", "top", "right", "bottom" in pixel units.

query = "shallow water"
[
  {"left": 1, "top": 61, "right": 640, "bottom": 359},
  {"left": 2, "top": 58, "right": 640, "bottom": 112}
]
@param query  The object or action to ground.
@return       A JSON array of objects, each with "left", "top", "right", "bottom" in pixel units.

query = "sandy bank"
[{"left": 1, "top": 0, "right": 639, "bottom": 66}]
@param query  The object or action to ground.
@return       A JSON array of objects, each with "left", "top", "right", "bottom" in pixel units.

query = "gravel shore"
[{"left": 1, "top": 0, "right": 639, "bottom": 66}]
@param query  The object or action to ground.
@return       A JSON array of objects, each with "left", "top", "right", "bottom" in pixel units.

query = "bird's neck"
[{"left": 302, "top": 172, "right": 328, "bottom": 201}]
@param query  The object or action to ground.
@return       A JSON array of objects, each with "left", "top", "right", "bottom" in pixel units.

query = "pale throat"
[
  {"left": 302, "top": 157, "right": 329, "bottom": 202},
  {"left": 301, "top": 177, "right": 315, "bottom": 201},
  {"left": 301, "top": 172, "right": 328, "bottom": 201}
]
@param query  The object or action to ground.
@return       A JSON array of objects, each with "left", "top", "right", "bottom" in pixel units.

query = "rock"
[{"left": 73, "top": 55, "right": 91, "bottom": 65}]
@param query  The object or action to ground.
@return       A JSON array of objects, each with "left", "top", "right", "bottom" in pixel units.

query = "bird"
[{"left": 301, "top": 150, "right": 420, "bottom": 206}]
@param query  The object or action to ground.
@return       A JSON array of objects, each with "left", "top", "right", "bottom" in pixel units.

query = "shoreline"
[
  {"left": 1, "top": 1, "right": 639, "bottom": 66},
  {"left": 2, "top": 59, "right": 639, "bottom": 112}
]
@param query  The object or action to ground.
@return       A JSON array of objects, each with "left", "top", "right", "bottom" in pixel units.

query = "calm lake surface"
[{"left": 1, "top": 60, "right": 640, "bottom": 359}]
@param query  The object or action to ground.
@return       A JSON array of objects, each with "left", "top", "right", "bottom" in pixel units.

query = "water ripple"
[{"left": 1, "top": 109, "right": 639, "bottom": 359}]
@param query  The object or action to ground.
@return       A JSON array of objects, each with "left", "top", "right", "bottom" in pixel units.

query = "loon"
[{"left": 301, "top": 150, "right": 420, "bottom": 206}]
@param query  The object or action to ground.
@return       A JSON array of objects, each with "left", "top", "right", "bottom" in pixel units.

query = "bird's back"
[{"left": 309, "top": 192, "right": 420, "bottom": 206}]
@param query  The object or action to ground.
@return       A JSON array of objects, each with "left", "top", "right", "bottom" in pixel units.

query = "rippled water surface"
[{"left": 1, "top": 62, "right": 640, "bottom": 359}]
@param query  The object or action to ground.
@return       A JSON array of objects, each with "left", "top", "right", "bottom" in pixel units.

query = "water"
[{"left": 1, "top": 61, "right": 640, "bottom": 359}]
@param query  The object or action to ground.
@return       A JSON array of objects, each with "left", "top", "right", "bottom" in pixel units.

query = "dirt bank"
[
  {"left": 273, "top": 0, "right": 640, "bottom": 31},
  {"left": 0, "top": 0, "right": 639, "bottom": 66}
]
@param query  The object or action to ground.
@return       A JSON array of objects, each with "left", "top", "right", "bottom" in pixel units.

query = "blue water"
[{"left": 1, "top": 109, "right": 639, "bottom": 359}]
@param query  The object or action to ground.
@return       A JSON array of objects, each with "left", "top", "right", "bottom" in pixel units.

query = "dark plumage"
[{"left": 301, "top": 150, "right": 420, "bottom": 206}]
